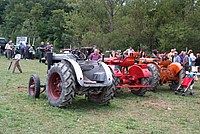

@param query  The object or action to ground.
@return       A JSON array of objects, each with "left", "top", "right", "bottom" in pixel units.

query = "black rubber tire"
[
  {"left": 131, "top": 78, "right": 149, "bottom": 96},
  {"left": 87, "top": 84, "right": 115, "bottom": 105},
  {"left": 147, "top": 63, "right": 160, "bottom": 91},
  {"left": 170, "top": 69, "right": 186, "bottom": 90},
  {"left": 109, "top": 67, "right": 121, "bottom": 96},
  {"left": 28, "top": 74, "right": 41, "bottom": 98},
  {"left": 46, "top": 62, "right": 75, "bottom": 108},
  {"left": 113, "top": 76, "right": 121, "bottom": 96}
]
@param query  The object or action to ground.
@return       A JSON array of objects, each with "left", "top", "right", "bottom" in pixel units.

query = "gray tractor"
[{"left": 28, "top": 50, "right": 115, "bottom": 108}]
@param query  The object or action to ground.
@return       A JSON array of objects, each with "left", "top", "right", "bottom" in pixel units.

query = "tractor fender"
[
  {"left": 147, "top": 62, "right": 160, "bottom": 71},
  {"left": 129, "top": 65, "right": 150, "bottom": 78},
  {"left": 61, "top": 59, "right": 84, "bottom": 86},
  {"left": 99, "top": 62, "right": 113, "bottom": 86},
  {"left": 108, "top": 65, "right": 122, "bottom": 77},
  {"left": 167, "top": 62, "right": 183, "bottom": 76}
]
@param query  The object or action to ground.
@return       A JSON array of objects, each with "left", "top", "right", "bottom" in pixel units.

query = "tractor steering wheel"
[{"left": 71, "top": 50, "right": 86, "bottom": 60}]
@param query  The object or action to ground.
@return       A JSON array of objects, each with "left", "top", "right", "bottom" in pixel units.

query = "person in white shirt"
[
  {"left": 173, "top": 51, "right": 181, "bottom": 63},
  {"left": 5, "top": 40, "right": 13, "bottom": 60},
  {"left": 123, "top": 47, "right": 135, "bottom": 57}
]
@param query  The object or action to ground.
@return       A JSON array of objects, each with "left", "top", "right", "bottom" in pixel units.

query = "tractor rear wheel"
[
  {"left": 87, "top": 84, "right": 114, "bottom": 105},
  {"left": 46, "top": 63, "right": 75, "bottom": 108},
  {"left": 131, "top": 78, "right": 149, "bottom": 96},
  {"left": 147, "top": 63, "right": 160, "bottom": 91},
  {"left": 28, "top": 74, "right": 41, "bottom": 98},
  {"left": 170, "top": 69, "right": 185, "bottom": 90}
]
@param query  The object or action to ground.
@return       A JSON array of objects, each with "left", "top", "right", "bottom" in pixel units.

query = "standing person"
[
  {"left": 39, "top": 42, "right": 46, "bottom": 63},
  {"left": 5, "top": 40, "right": 13, "bottom": 60},
  {"left": 110, "top": 50, "right": 117, "bottom": 58},
  {"left": 182, "top": 52, "right": 190, "bottom": 71},
  {"left": 179, "top": 51, "right": 184, "bottom": 65},
  {"left": 12, "top": 47, "right": 22, "bottom": 73},
  {"left": 123, "top": 46, "right": 135, "bottom": 57},
  {"left": 45, "top": 42, "right": 52, "bottom": 52},
  {"left": 28, "top": 44, "right": 35, "bottom": 60},
  {"left": 173, "top": 51, "right": 181, "bottom": 63},
  {"left": 195, "top": 53, "right": 200, "bottom": 72},
  {"left": 88, "top": 49, "right": 101, "bottom": 61},
  {"left": 19, "top": 41, "right": 25, "bottom": 59},
  {"left": 188, "top": 49, "right": 196, "bottom": 66},
  {"left": 139, "top": 49, "right": 146, "bottom": 58},
  {"left": 168, "top": 48, "right": 175, "bottom": 61},
  {"left": 151, "top": 49, "right": 160, "bottom": 59},
  {"left": 24, "top": 42, "right": 30, "bottom": 60}
]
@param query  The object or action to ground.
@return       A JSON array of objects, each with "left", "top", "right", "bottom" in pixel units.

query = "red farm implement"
[{"left": 103, "top": 52, "right": 152, "bottom": 96}]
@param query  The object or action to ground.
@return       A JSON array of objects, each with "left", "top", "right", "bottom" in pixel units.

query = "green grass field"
[{"left": 0, "top": 57, "right": 200, "bottom": 134}]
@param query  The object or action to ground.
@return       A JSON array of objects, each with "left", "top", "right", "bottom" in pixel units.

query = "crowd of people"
[
  {"left": 160, "top": 48, "right": 200, "bottom": 72},
  {"left": 86, "top": 47, "right": 197, "bottom": 84},
  {"left": 2, "top": 40, "right": 200, "bottom": 74},
  {"left": 88, "top": 46, "right": 200, "bottom": 73},
  {"left": 2, "top": 40, "right": 53, "bottom": 73},
  {"left": 3, "top": 41, "right": 53, "bottom": 61}
]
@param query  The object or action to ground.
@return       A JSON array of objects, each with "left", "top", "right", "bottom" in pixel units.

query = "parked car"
[{"left": 0, "top": 37, "right": 7, "bottom": 50}]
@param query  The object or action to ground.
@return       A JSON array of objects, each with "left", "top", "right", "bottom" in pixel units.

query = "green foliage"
[{"left": 0, "top": 0, "right": 200, "bottom": 52}]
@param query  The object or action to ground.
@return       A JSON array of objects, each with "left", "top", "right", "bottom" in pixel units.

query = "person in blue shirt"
[
  {"left": 19, "top": 42, "right": 25, "bottom": 59},
  {"left": 173, "top": 51, "right": 181, "bottom": 63}
]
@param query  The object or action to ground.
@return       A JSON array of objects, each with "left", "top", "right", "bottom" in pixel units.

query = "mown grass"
[{"left": 0, "top": 56, "right": 200, "bottom": 134}]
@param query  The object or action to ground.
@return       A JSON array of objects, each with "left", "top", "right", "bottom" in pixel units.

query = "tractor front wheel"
[
  {"left": 131, "top": 78, "right": 149, "bottom": 96},
  {"left": 46, "top": 63, "right": 75, "bottom": 108},
  {"left": 87, "top": 84, "right": 114, "bottom": 105},
  {"left": 113, "top": 75, "right": 121, "bottom": 96},
  {"left": 28, "top": 74, "right": 41, "bottom": 98},
  {"left": 147, "top": 63, "right": 160, "bottom": 91}
]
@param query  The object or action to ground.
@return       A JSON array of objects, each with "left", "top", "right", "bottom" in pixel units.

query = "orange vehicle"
[{"left": 139, "top": 56, "right": 185, "bottom": 90}]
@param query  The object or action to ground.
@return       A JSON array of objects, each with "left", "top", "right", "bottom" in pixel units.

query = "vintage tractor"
[
  {"left": 103, "top": 52, "right": 151, "bottom": 96},
  {"left": 139, "top": 56, "right": 185, "bottom": 90},
  {"left": 28, "top": 50, "right": 115, "bottom": 108}
]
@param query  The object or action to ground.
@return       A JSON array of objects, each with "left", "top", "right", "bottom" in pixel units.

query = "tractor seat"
[
  {"left": 81, "top": 64, "right": 94, "bottom": 71},
  {"left": 79, "top": 61, "right": 98, "bottom": 71}
]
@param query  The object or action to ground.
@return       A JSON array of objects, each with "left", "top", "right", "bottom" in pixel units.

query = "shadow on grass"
[
  {"left": 26, "top": 93, "right": 122, "bottom": 112},
  {"left": 25, "top": 82, "right": 200, "bottom": 112}
]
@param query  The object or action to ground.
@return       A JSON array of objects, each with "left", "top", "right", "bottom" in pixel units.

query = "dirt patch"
[{"left": 141, "top": 99, "right": 172, "bottom": 109}]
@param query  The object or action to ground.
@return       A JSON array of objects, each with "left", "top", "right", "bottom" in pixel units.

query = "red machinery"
[{"left": 103, "top": 52, "right": 151, "bottom": 96}]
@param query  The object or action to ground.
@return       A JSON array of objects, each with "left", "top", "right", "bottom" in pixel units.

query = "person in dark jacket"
[{"left": 195, "top": 53, "right": 200, "bottom": 72}]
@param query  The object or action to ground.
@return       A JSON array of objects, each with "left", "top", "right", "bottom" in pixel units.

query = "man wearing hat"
[
  {"left": 173, "top": 51, "right": 181, "bottom": 63},
  {"left": 5, "top": 40, "right": 13, "bottom": 60}
]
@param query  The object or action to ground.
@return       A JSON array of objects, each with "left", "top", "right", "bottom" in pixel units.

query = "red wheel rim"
[
  {"left": 29, "top": 78, "right": 35, "bottom": 96},
  {"left": 48, "top": 72, "right": 62, "bottom": 100}
]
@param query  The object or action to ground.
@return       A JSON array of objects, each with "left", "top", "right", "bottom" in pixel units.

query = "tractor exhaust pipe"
[{"left": 47, "top": 52, "right": 53, "bottom": 71}]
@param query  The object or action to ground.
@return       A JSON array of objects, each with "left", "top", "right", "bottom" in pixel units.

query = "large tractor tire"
[
  {"left": 109, "top": 67, "right": 121, "bottom": 96},
  {"left": 46, "top": 62, "right": 75, "bottom": 108},
  {"left": 28, "top": 74, "right": 41, "bottom": 98},
  {"left": 87, "top": 84, "right": 115, "bottom": 105},
  {"left": 170, "top": 69, "right": 186, "bottom": 90},
  {"left": 113, "top": 76, "right": 121, "bottom": 96},
  {"left": 147, "top": 63, "right": 160, "bottom": 91},
  {"left": 131, "top": 78, "right": 149, "bottom": 96}
]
